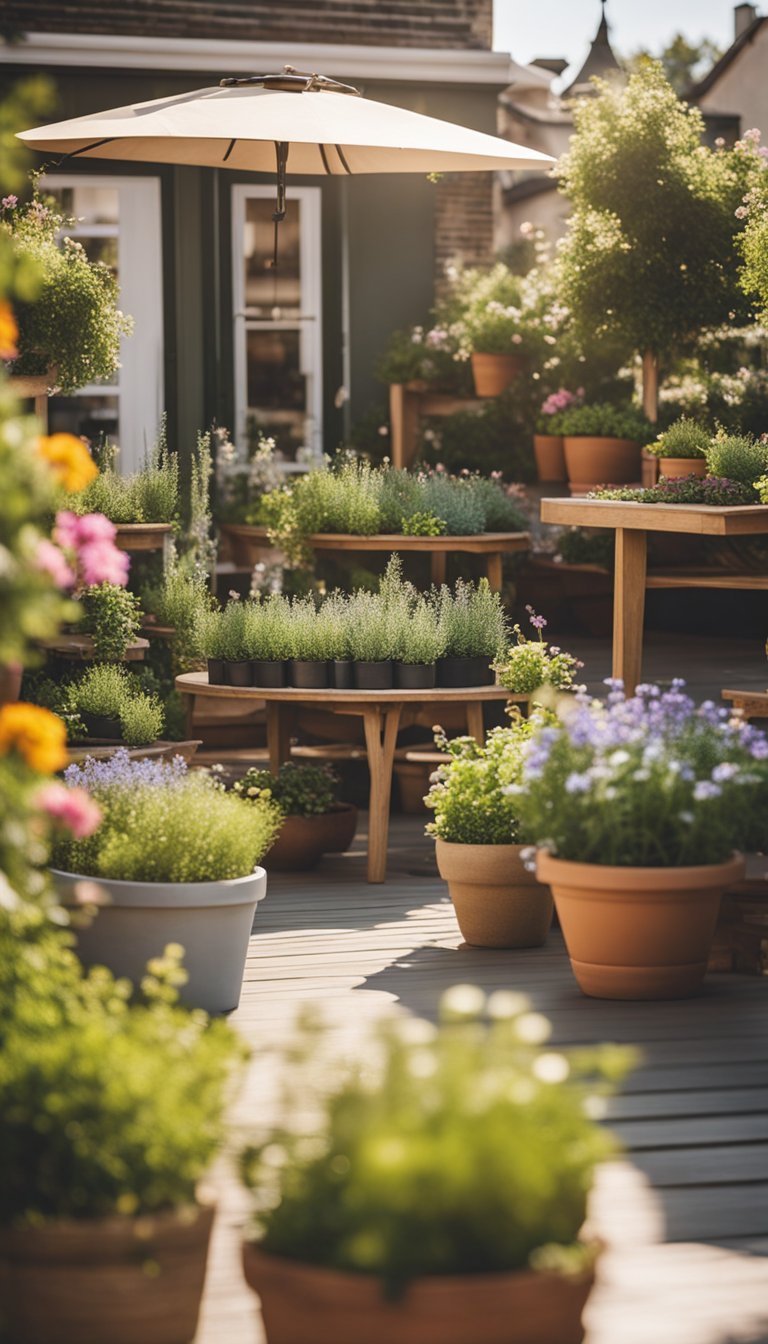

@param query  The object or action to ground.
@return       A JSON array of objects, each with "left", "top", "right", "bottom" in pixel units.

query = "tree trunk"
[{"left": 642, "top": 351, "right": 658, "bottom": 424}]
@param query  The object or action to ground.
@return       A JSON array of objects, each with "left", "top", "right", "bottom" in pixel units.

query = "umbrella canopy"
[{"left": 17, "top": 69, "right": 553, "bottom": 176}]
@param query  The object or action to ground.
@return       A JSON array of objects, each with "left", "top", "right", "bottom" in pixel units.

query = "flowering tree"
[{"left": 556, "top": 62, "right": 758, "bottom": 420}]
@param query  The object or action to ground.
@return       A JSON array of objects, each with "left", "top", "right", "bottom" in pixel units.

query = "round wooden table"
[{"left": 175, "top": 674, "right": 525, "bottom": 882}]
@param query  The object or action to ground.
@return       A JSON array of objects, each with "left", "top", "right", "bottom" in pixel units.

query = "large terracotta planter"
[
  {"left": 51, "top": 867, "right": 267, "bottom": 1013},
  {"left": 536, "top": 851, "right": 745, "bottom": 1000},
  {"left": 471, "top": 352, "right": 523, "bottom": 398},
  {"left": 436, "top": 839, "right": 553, "bottom": 948},
  {"left": 0, "top": 1203, "right": 213, "bottom": 1344},
  {"left": 657, "top": 457, "right": 707, "bottom": 480},
  {"left": 533, "top": 434, "right": 567, "bottom": 482},
  {"left": 562, "top": 436, "right": 640, "bottom": 495},
  {"left": 242, "top": 1243, "right": 595, "bottom": 1344},
  {"left": 266, "top": 804, "right": 358, "bottom": 870}
]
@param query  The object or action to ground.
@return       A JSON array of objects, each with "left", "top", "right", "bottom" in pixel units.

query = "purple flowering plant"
[
  {"left": 593, "top": 476, "right": 756, "bottom": 506},
  {"left": 511, "top": 681, "right": 768, "bottom": 867},
  {"left": 494, "top": 607, "right": 583, "bottom": 698}
]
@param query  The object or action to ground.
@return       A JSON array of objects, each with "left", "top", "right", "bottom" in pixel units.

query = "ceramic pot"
[
  {"left": 333, "top": 659, "right": 353, "bottom": 689},
  {"left": 471, "top": 352, "right": 524, "bottom": 398},
  {"left": 51, "top": 868, "right": 268, "bottom": 1014},
  {"left": 396, "top": 662, "right": 436, "bottom": 690},
  {"left": 80, "top": 711, "right": 123, "bottom": 742},
  {"left": 533, "top": 434, "right": 567, "bottom": 482},
  {"left": 0, "top": 1203, "right": 214, "bottom": 1344},
  {"left": 291, "top": 660, "right": 329, "bottom": 689},
  {"left": 436, "top": 839, "right": 552, "bottom": 948},
  {"left": 562, "top": 437, "right": 640, "bottom": 495},
  {"left": 354, "top": 661, "right": 393, "bottom": 690},
  {"left": 252, "top": 659, "right": 288, "bottom": 688},
  {"left": 536, "top": 851, "right": 745, "bottom": 1000},
  {"left": 657, "top": 457, "right": 707, "bottom": 480},
  {"left": 436, "top": 656, "right": 494, "bottom": 688},
  {"left": 207, "top": 657, "right": 227, "bottom": 686},
  {"left": 266, "top": 804, "right": 358, "bottom": 870},
  {"left": 242, "top": 1243, "right": 595, "bottom": 1344},
  {"left": 226, "top": 660, "right": 252, "bottom": 687}
]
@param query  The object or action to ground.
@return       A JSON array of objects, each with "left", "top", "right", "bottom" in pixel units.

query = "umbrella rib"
[
  {"left": 223, "top": 138, "right": 237, "bottom": 162},
  {"left": 55, "top": 136, "right": 116, "bottom": 165},
  {"left": 334, "top": 144, "right": 353, "bottom": 175},
  {"left": 318, "top": 143, "right": 334, "bottom": 175}
]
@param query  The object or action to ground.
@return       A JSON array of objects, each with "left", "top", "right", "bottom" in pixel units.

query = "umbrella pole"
[{"left": 270, "top": 141, "right": 290, "bottom": 270}]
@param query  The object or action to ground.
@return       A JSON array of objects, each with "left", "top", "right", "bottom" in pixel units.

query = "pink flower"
[
  {"left": 53, "top": 510, "right": 82, "bottom": 551},
  {"left": 1, "top": 195, "right": 18, "bottom": 209},
  {"left": 53, "top": 510, "right": 129, "bottom": 587},
  {"left": 79, "top": 540, "right": 130, "bottom": 587},
  {"left": 37, "top": 783, "right": 102, "bottom": 839},
  {"left": 35, "top": 539, "right": 75, "bottom": 589},
  {"left": 74, "top": 512, "right": 118, "bottom": 544}
]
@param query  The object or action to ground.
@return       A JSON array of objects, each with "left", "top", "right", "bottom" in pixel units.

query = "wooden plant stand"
[
  {"left": 113, "top": 523, "right": 174, "bottom": 560},
  {"left": 38, "top": 632, "right": 149, "bottom": 662},
  {"left": 721, "top": 690, "right": 768, "bottom": 722},
  {"left": 389, "top": 382, "right": 484, "bottom": 469}
]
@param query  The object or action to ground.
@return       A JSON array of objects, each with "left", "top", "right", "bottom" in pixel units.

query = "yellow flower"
[
  {"left": 0, "top": 300, "right": 18, "bottom": 360},
  {"left": 0, "top": 702, "right": 68, "bottom": 774},
  {"left": 36, "top": 434, "right": 98, "bottom": 493}
]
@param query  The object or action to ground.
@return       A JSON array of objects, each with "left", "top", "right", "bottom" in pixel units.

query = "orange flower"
[
  {"left": 36, "top": 434, "right": 98, "bottom": 493},
  {"left": 0, "top": 300, "right": 18, "bottom": 360},
  {"left": 0, "top": 702, "right": 68, "bottom": 774}
]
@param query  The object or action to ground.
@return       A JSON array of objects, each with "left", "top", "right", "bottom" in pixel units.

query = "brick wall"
[
  {"left": 5, "top": 0, "right": 493, "bottom": 48},
  {"left": 434, "top": 171, "right": 494, "bottom": 291}
]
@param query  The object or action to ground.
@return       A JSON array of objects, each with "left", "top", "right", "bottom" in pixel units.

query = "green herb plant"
[
  {"left": 234, "top": 762, "right": 338, "bottom": 817},
  {"left": 398, "top": 597, "right": 444, "bottom": 665},
  {"left": 551, "top": 402, "right": 651, "bottom": 441},
  {"left": 704, "top": 432, "right": 768, "bottom": 489},
  {"left": 645, "top": 416, "right": 710, "bottom": 459},
  {"left": 425, "top": 717, "right": 536, "bottom": 845},
  {"left": 436, "top": 579, "right": 509, "bottom": 660},
  {"left": 79, "top": 582, "right": 142, "bottom": 661},
  {"left": 495, "top": 608, "right": 583, "bottom": 698},
  {"left": 65, "top": 664, "right": 164, "bottom": 746},
  {"left": 70, "top": 428, "right": 179, "bottom": 525}
]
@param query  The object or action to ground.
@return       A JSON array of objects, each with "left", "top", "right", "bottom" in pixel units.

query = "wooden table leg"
[
  {"left": 466, "top": 702, "right": 485, "bottom": 744},
  {"left": 613, "top": 528, "right": 647, "bottom": 692},
  {"left": 430, "top": 551, "right": 447, "bottom": 586},
  {"left": 183, "top": 693, "right": 196, "bottom": 740},
  {"left": 389, "top": 383, "right": 421, "bottom": 471},
  {"left": 486, "top": 552, "right": 503, "bottom": 593},
  {"left": 266, "top": 702, "right": 293, "bottom": 773},
  {"left": 362, "top": 704, "right": 403, "bottom": 883}
]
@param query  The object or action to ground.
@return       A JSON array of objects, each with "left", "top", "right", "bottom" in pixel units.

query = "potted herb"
[
  {"left": 515, "top": 681, "right": 768, "bottom": 999},
  {"left": 196, "top": 606, "right": 228, "bottom": 685},
  {"left": 68, "top": 435, "right": 179, "bottom": 527},
  {"left": 235, "top": 762, "right": 357, "bottom": 870},
  {"left": 436, "top": 579, "right": 509, "bottom": 687},
  {"left": 426, "top": 721, "right": 553, "bottom": 948},
  {"left": 208, "top": 598, "right": 250, "bottom": 687},
  {"left": 645, "top": 417, "right": 710, "bottom": 480},
  {"left": 50, "top": 751, "right": 281, "bottom": 1012},
  {"left": 0, "top": 923, "right": 243, "bottom": 1344},
  {"left": 79, "top": 581, "right": 142, "bottom": 661},
  {"left": 395, "top": 596, "right": 444, "bottom": 689},
  {"left": 248, "top": 593, "right": 292, "bottom": 688},
  {"left": 316, "top": 592, "right": 354, "bottom": 689},
  {"left": 533, "top": 389, "right": 582, "bottom": 482},
  {"left": 494, "top": 608, "right": 583, "bottom": 704},
  {"left": 454, "top": 264, "right": 528, "bottom": 397},
  {"left": 287, "top": 595, "right": 331, "bottom": 689},
  {"left": 555, "top": 403, "right": 650, "bottom": 495},
  {"left": 66, "top": 663, "right": 164, "bottom": 745},
  {"left": 240, "top": 988, "right": 630, "bottom": 1344},
  {"left": 347, "top": 589, "right": 397, "bottom": 690},
  {"left": 593, "top": 477, "right": 757, "bottom": 506},
  {"left": 704, "top": 431, "right": 768, "bottom": 492}
]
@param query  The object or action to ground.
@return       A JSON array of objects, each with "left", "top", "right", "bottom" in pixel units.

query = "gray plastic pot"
[{"left": 50, "top": 867, "right": 267, "bottom": 1014}]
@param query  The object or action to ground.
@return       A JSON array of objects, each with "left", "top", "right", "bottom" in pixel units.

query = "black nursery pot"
[
  {"left": 396, "top": 662, "right": 436, "bottom": 690},
  {"left": 333, "top": 659, "right": 353, "bottom": 690},
  {"left": 207, "top": 657, "right": 227, "bottom": 685},
  {"left": 227, "top": 660, "right": 253, "bottom": 688},
  {"left": 252, "top": 659, "right": 288, "bottom": 688},
  {"left": 291, "top": 659, "right": 329, "bottom": 689},
  {"left": 80, "top": 711, "right": 123, "bottom": 741},
  {"left": 436, "top": 655, "right": 495, "bottom": 688},
  {"left": 354, "top": 660, "right": 394, "bottom": 690}
]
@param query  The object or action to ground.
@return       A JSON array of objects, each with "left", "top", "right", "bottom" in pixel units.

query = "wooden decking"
[{"left": 196, "top": 816, "right": 768, "bottom": 1344}]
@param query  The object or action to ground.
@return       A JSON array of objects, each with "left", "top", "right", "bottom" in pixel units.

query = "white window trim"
[
  {"left": 41, "top": 173, "right": 164, "bottom": 474},
  {"left": 231, "top": 184, "right": 322, "bottom": 458}
]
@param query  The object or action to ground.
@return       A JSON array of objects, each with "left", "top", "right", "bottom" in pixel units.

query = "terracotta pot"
[
  {"left": 394, "top": 760, "right": 432, "bottom": 814},
  {"left": 436, "top": 839, "right": 553, "bottom": 948},
  {"left": 657, "top": 457, "right": 707, "bottom": 480},
  {"left": 266, "top": 804, "right": 358, "bottom": 870},
  {"left": 0, "top": 1202, "right": 214, "bottom": 1344},
  {"left": 562, "top": 437, "right": 640, "bottom": 495},
  {"left": 0, "top": 662, "right": 23, "bottom": 705},
  {"left": 533, "top": 434, "right": 567, "bottom": 482},
  {"left": 242, "top": 1243, "right": 594, "bottom": 1344},
  {"left": 536, "top": 851, "right": 745, "bottom": 1000},
  {"left": 471, "top": 352, "right": 524, "bottom": 398}
]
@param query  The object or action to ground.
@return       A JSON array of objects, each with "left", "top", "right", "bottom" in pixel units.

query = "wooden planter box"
[{"left": 113, "top": 523, "right": 174, "bottom": 555}]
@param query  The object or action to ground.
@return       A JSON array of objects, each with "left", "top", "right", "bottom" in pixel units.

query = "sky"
[{"left": 494, "top": 0, "right": 740, "bottom": 75}]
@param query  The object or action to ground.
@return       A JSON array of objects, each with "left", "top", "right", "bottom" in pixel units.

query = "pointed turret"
[{"left": 561, "top": 0, "right": 623, "bottom": 98}]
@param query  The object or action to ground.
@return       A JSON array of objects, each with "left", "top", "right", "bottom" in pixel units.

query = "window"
[
  {"left": 42, "top": 175, "right": 164, "bottom": 473},
  {"left": 232, "top": 185, "right": 322, "bottom": 460}
]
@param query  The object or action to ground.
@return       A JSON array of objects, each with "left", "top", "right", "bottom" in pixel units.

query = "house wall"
[{"left": 695, "top": 23, "right": 768, "bottom": 139}]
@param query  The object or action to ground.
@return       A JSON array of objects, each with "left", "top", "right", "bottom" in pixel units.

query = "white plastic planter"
[{"left": 50, "top": 868, "right": 267, "bottom": 1014}]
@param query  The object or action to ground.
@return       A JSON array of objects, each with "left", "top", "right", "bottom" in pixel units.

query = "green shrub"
[
  {"left": 218, "top": 599, "right": 249, "bottom": 662},
  {"left": 436, "top": 579, "right": 509, "bottom": 659},
  {"left": 65, "top": 664, "right": 165, "bottom": 745},
  {"left": 594, "top": 477, "right": 756, "bottom": 505},
  {"left": 53, "top": 753, "right": 281, "bottom": 883},
  {"left": 315, "top": 592, "right": 352, "bottom": 661},
  {"left": 71, "top": 431, "right": 179, "bottom": 525},
  {"left": 553, "top": 402, "right": 651, "bottom": 441},
  {"left": 398, "top": 597, "right": 444, "bottom": 665},
  {"left": 494, "top": 609, "right": 583, "bottom": 697},
  {"left": 466, "top": 475, "right": 528, "bottom": 532},
  {"left": 240, "top": 989, "right": 630, "bottom": 1295},
  {"left": 234, "top": 762, "right": 338, "bottom": 817},
  {"left": 79, "top": 582, "right": 142, "bottom": 661},
  {"left": 118, "top": 693, "right": 165, "bottom": 746},
  {"left": 401, "top": 511, "right": 446, "bottom": 536},
  {"left": 378, "top": 469, "right": 424, "bottom": 531},
  {"left": 646, "top": 416, "right": 710, "bottom": 459},
  {"left": 245, "top": 594, "right": 293, "bottom": 662},
  {"left": 141, "top": 560, "right": 214, "bottom": 671},
  {"left": 195, "top": 606, "right": 227, "bottom": 661},
  {"left": 704, "top": 432, "right": 768, "bottom": 489},
  {"left": 556, "top": 528, "right": 614, "bottom": 568},
  {"left": 425, "top": 719, "right": 534, "bottom": 844},
  {"left": 420, "top": 473, "right": 485, "bottom": 535},
  {"left": 346, "top": 590, "right": 397, "bottom": 662},
  {"left": 285, "top": 596, "right": 331, "bottom": 662}
]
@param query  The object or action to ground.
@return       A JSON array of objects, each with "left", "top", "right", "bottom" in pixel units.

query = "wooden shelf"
[{"left": 39, "top": 633, "right": 149, "bottom": 662}]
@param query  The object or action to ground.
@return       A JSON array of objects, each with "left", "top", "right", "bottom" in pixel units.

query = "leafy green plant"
[
  {"left": 240, "top": 989, "right": 630, "bottom": 1295},
  {"left": 555, "top": 528, "right": 614, "bottom": 568},
  {"left": 69, "top": 430, "right": 179, "bottom": 525},
  {"left": 195, "top": 605, "right": 228, "bottom": 662},
  {"left": 553, "top": 402, "right": 651, "bottom": 441},
  {"left": 495, "top": 608, "right": 583, "bottom": 697},
  {"left": 346, "top": 589, "right": 397, "bottom": 663},
  {"left": 234, "top": 762, "right": 338, "bottom": 817},
  {"left": 53, "top": 752, "right": 281, "bottom": 883},
  {"left": 141, "top": 559, "right": 213, "bottom": 672},
  {"left": 285, "top": 596, "right": 332, "bottom": 663},
  {"left": 315, "top": 592, "right": 352, "bottom": 661},
  {"left": 243, "top": 593, "right": 292, "bottom": 662},
  {"left": 401, "top": 510, "right": 446, "bottom": 537},
  {"left": 219, "top": 599, "right": 249, "bottom": 662},
  {"left": 79, "top": 581, "right": 142, "bottom": 661},
  {"left": 1, "top": 190, "right": 133, "bottom": 394},
  {"left": 425, "top": 719, "right": 535, "bottom": 845},
  {"left": 465, "top": 475, "right": 528, "bottom": 532},
  {"left": 704, "top": 432, "right": 768, "bottom": 489},
  {"left": 117, "top": 693, "right": 165, "bottom": 747},
  {"left": 398, "top": 597, "right": 444, "bottom": 665},
  {"left": 594, "top": 477, "right": 756, "bottom": 505},
  {"left": 65, "top": 663, "right": 164, "bottom": 745},
  {"left": 514, "top": 682, "right": 768, "bottom": 866},
  {"left": 645, "top": 416, "right": 710, "bottom": 459},
  {"left": 419, "top": 474, "right": 485, "bottom": 536},
  {"left": 436, "top": 579, "right": 509, "bottom": 659}
]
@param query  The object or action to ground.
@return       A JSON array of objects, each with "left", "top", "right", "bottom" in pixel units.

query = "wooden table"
[
  {"left": 176, "top": 674, "right": 523, "bottom": 882},
  {"left": 221, "top": 524, "right": 529, "bottom": 591},
  {"left": 540, "top": 498, "right": 768, "bottom": 691}
]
